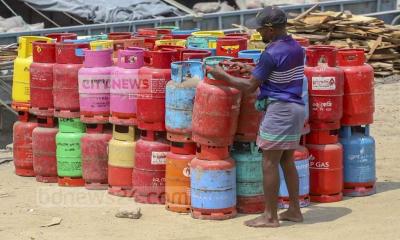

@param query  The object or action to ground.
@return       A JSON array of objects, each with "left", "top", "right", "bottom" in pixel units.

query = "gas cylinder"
[
  {"left": 78, "top": 49, "right": 113, "bottom": 123},
  {"left": 187, "top": 36, "right": 217, "bottom": 51},
  {"left": 294, "top": 37, "right": 310, "bottom": 47},
  {"left": 53, "top": 42, "right": 89, "bottom": 118},
  {"left": 155, "top": 39, "right": 186, "bottom": 47},
  {"left": 248, "top": 32, "right": 265, "bottom": 50},
  {"left": 12, "top": 36, "right": 52, "bottom": 111},
  {"left": 156, "top": 26, "right": 179, "bottom": 30},
  {"left": 81, "top": 124, "right": 112, "bottom": 190},
  {"left": 190, "top": 158, "right": 237, "bottom": 220},
  {"left": 165, "top": 152, "right": 194, "bottom": 213},
  {"left": 238, "top": 50, "right": 262, "bottom": 63},
  {"left": 192, "top": 61, "right": 241, "bottom": 146},
  {"left": 56, "top": 118, "right": 86, "bottom": 186},
  {"left": 278, "top": 146, "right": 310, "bottom": 208},
  {"left": 216, "top": 37, "right": 248, "bottom": 57},
  {"left": 133, "top": 130, "right": 170, "bottom": 204},
  {"left": 223, "top": 58, "right": 262, "bottom": 142},
  {"left": 340, "top": 126, "right": 376, "bottom": 197},
  {"left": 231, "top": 142, "right": 264, "bottom": 214},
  {"left": 90, "top": 40, "right": 113, "bottom": 50},
  {"left": 13, "top": 115, "right": 38, "bottom": 176},
  {"left": 305, "top": 46, "right": 344, "bottom": 131},
  {"left": 137, "top": 49, "right": 177, "bottom": 131},
  {"left": 166, "top": 61, "right": 203, "bottom": 142},
  {"left": 32, "top": 118, "right": 58, "bottom": 182},
  {"left": 45, "top": 33, "right": 77, "bottom": 42},
  {"left": 180, "top": 49, "right": 212, "bottom": 61},
  {"left": 30, "top": 41, "right": 56, "bottom": 116},
  {"left": 112, "top": 38, "right": 145, "bottom": 59},
  {"left": 136, "top": 28, "right": 172, "bottom": 49},
  {"left": 307, "top": 129, "right": 339, "bottom": 145},
  {"left": 108, "top": 32, "right": 132, "bottom": 40},
  {"left": 170, "top": 141, "right": 196, "bottom": 155},
  {"left": 226, "top": 33, "right": 250, "bottom": 39},
  {"left": 308, "top": 143, "right": 343, "bottom": 203},
  {"left": 203, "top": 56, "right": 233, "bottom": 70},
  {"left": 108, "top": 125, "right": 136, "bottom": 197},
  {"left": 110, "top": 48, "right": 144, "bottom": 125},
  {"left": 191, "top": 31, "right": 224, "bottom": 38},
  {"left": 337, "top": 49, "right": 374, "bottom": 126},
  {"left": 171, "top": 28, "right": 200, "bottom": 40}
]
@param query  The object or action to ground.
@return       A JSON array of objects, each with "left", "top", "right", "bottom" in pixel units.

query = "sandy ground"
[{"left": 0, "top": 81, "right": 399, "bottom": 240}]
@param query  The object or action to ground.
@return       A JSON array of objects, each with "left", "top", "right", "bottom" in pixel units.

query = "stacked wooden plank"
[{"left": 287, "top": 10, "right": 400, "bottom": 76}]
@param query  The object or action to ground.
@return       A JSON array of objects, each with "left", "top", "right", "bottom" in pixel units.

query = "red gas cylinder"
[
  {"left": 305, "top": 46, "right": 344, "bottom": 134},
  {"left": 196, "top": 144, "right": 230, "bottom": 161},
  {"left": 170, "top": 141, "right": 196, "bottom": 155},
  {"left": 30, "top": 41, "right": 56, "bottom": 116},
  {"left": 237, "top": 195, "right": 265, "bottom": 214},
  {"left": 53, "top": 42, "right": 89, "bottom": 118},
  {"left": 138, "top": 28, "right": 171, "bottom": 36},
  {"left": 337, "top": 49, "right": 374, "bottom": 126},
  {"left": 223, "top": 58, "right": 262, "bottom": 142},
  {"left": 133, "top": 130, "right": 170, "bottom": 204},
  {"left": 308, "top": 143, "right": 343, "bottom": 203},
  {"left": 45, "top": 33, "right": 77, "bottom": 42},
  {"left": 216, "top": 36, "right": 248, "bottom": 57},
  {"left": 179, "top": 49, "right": 212, "bottom": 61},
  {"left": 13, "top": 114, "right": 38, "bottom": 176},
  {"left": 192, "top": 72, "right": 241, "bottom": 147},
  {"left": 165, "top": 152, "right": 194, "bottom": 213},
  {"left": 307, "top": 129, "right": 339, "bottom": 145},
  {"left": 226, "top": 33, "right": 250, "bottom": 39},
  {"left": 294, "top": 37, "right": 310, "bottom": 47},
  {"left": 108, "top": 32, "right": 132, "bottom": 40},
  {"left": 137, "top": 49, "right": 177, "bottom": 131},
  {"left": 112, "top": 38, "right": 145, "bottom": 58},
  {"left": 81, "top": 124, "right": 112, "bottom": 190},
  {"left": 32, "top": 117, "right": 58, "bottom": 182}
]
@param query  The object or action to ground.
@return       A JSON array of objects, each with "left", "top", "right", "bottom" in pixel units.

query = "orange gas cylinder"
[
  {"left": 133, "top": 130, "right": 170, "bottom": 204},
  {"left": 137, "top": 49, "right": 177, "bottom": 131},
  {"left": 81, "top": 124, "right": 112, "bottom": 190},
  {"left": 216, "top": 36, "right": 248, "bottom": 57},
  {"left": 308, "top": 143, "right": 343, "bottom": 203},
  {"left": 223, "top": 58, "right": 262, "bottom": 142},
  {"left": 30, "top": 41, "right": 56, "bottom": 117},
  {"left": 13, "top": 114, "right": 38, "bottom": 176},
  {"left": 32, "top": 118, "right": 58, "bottom": 183},
  {"left": 337, "top": 49, "right": 374, "bottom": 126},
  {"left": 53, "top": 42, "right": 89, "bottom": 118},
  {"left": 192, "top": 72, "right": 241, "bottom": 146},
  {"left": 45, "top": 33, "right": 77, "bottom": 42},
  {"left": 165, "top": 152, "right": 194, "bottom": 213},
  {"left": 305, "top": 46, "right": 344, "bottom": 131}
]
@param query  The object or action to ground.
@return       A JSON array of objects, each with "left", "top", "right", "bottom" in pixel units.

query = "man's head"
[{"left": 245, "top": 6, "right": 287, "bottom": 43}]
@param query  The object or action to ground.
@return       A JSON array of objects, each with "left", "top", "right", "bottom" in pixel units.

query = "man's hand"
[{"left": 207, "top": 65, "right": 230, "bottom": 81}]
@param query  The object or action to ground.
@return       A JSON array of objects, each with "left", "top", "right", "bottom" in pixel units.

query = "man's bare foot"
[
  {"left": 244, "top": 215, "right": 280, "bottom": 228},
  {"left": 279, "top": 209, "right": 303, "bottom": 222}
]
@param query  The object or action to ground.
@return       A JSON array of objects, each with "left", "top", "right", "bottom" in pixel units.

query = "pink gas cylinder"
[
  {"left": 32, "top": 117, "right": 58, "bottom": 182},
  {"left": 53, "top": 42, "right": 89, "bottom": 118},
  {"left": 81, "top": 124, "right": 112, "bottom": 190},
  {"left": 30, "top": 41, "right": 56, "bottom": 116},
  {"left": 337, "top": 49, "right": 374, "bottom": 126},
  {"left": 78, "top": 49, "right": 113, "bottom": 123},
  {"left": 137, "top": 49, "right": 177, "bottom": 131},
  {"left": 133, "top": 130, "right": 170, "bottom": 204},
  {"left": 308, "top": 143, "right": 343, "bottom": 203},
  {"left": 109, "top": 48, "right": 144, "bottom": 125},
  {"left": 305, "top": 46, "right": 344, "bottom": 143}
]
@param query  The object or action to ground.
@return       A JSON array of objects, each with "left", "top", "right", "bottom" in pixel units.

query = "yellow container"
[
  {"left": 108, "top": 125, "right": 136, "bottom": 167},
  {"left": 155, "top": 39, "right": 186, "bottom": 47},
  {"left": 249, "top": 33, "right": 265, "bottom": 50},
  {"left": 90, "top": 40, "right": 113, "bottom": 50},
  {"left": 250, "top": 32, "right": 262, "bottom": 41},
  {"left": 192, "top": 31, "right": 224, "bottom": 38},
  {"left": 12, "top": 36, "right": 52, "bottom": 110}
]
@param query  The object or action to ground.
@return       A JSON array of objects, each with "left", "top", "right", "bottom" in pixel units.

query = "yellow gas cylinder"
[
  {"left": 12, "top": 36, "right": 53, "bottom": 111},
  {"left": 248, "top": 32, "right": 266, "bottom": 50},
  {"left": 108, "top": 125, "right": 136, "bottom": 168},
  {"left": 90, "top": 40, "right": 113, "bottom": 50},
  {"left": 155, "top": 39, "right": 186, "bottom": 47},
  {"left": 192, "top": 31, "right": 225, "bottom": 38}
]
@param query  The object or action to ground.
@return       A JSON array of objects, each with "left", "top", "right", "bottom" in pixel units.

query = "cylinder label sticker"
[
  {"left": 151, "top": 152, "right": 168, "bottom": 165},
  {"left": 312, "top": 77, "right": 336, "bottom": 90}
]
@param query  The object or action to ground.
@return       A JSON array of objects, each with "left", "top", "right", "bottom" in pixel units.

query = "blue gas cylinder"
[
  {"left": 166, "top": 61, "right": 204, "bottom": 142},
  {"left": 238, "top": 50, "right": 262, "bottom": 63},
  {"left": 340, "top": 125, "right": 376, "bottom": 197},
  {"left": 278, "top": 145, "right": 310, "bottom": 208},
  {"left": 190, "top": 158, "right": 237, "bottom": 220},
  {"left": 172, "top": 29, "right": 200, "bottom": 35}
]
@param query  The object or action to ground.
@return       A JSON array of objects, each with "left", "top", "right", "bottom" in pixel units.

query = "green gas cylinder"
[{"left": 231, "top": 142, "right": 263, "bottom": 196}]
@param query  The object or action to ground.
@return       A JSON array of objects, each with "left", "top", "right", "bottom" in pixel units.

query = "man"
[{"left": 208, "top": 6, "right": 305, "bottom": 227}]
